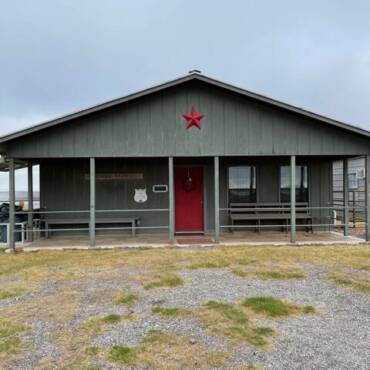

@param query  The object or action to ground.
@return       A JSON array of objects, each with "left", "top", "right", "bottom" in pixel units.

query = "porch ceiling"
[{"left": 0, "top": 156, "right": 28, "bottom": 172}]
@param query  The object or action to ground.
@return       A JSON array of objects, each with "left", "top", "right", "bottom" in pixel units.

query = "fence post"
[
  {"left": 343, "top": 158, "right": 349, "bottom": 236},
  {"left": 27, "top": 161, "right": 33, "bottom": 242},
  {"left": 168, "top": 157, "right": 175, "bottom": 243},
  {"left": 8, "top": 158, "right": 15, "bottom": 251},
  {"left": 214, "top": 156, "right": 220, "bottom": 242},
  {"left": 366, "top": 155, "right": 370, "bottom": 241},
  {"left": 89, "top": 158, "right": 96, "bottom": 247},
  {"left": 290, "top": 155, "right": 296, "bottom": 243}
]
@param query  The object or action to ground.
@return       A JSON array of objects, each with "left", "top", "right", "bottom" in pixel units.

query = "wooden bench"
[
  {"left": 229, "top": 203, "right": 312, "bottom": 232},
  {"left": 43, "top": 217, "right": 140, "bottom": 237}
]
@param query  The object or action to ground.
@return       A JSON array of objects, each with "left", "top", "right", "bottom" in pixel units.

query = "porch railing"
[
  {"left": 1, "top": 207, "right": 169, "bottom": 245},
  {"left": 1, "top": 204, "right": 368, "bottom": 246}
]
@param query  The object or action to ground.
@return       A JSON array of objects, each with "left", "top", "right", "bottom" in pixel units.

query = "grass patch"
[
  {"left": 206, "top": 301, "right": 248, "bottom": 325},
  {"left": 139, "top": 330, "right": 226, "bottom": 368},
  {"left": 102, "top": 314, "right": 121, "bottom": 324},
  {"left": 86, "top": 346, "right": 100, "bottom": 356},
  {"left": 232, "top": 268, "right": 305, "bottom": 280},
  {"left": 114, "top": 292, "right": 137, "bottom": 306},
  {"left": 0, "top": 319, "right": 25, "bottom": 354},
  {"left": 0, "top": 289, "right": 24, "bottom": 300},
  {"left": 189, "top": 259, "right": 230, "bottom": 269},
  {"left": 255, "top": 271, "right": 305, "bottom": 280},
  {"left": 201, "top": 301, "right": 274, "bottom": 347},
  {"left": 107, "top": 330, "right": 227, "bottom": 368},
  {"left": 359, "top": 265, "right": 370, "bottom": 271},
  {"left": 303, "top": 305, "right": 316, "bottom": 314},
  {"left": 144, "top": 273, "right": 184, "bottom": 289},
  {"left": 242, "top": 297, "right": 315, "bottom": 317},
  {"left": 109, "top": 345, "right": 136, "bottom": 364},
  {"left": 242, "top": 297, "right": 293, "bottom": 317},
  {"left": 152, "top": 306, "right": 189, "bottom": 317},
  {"left": 329, "top": 273, "right": 370, "bottom": 294}
]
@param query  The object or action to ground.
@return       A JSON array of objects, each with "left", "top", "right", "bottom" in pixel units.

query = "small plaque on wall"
[
  {"left": 85, "top": 173, "right": 143, "bottom": 181},
  {"left": 152, "top": 184, "right": 168, "bottom": 193}
]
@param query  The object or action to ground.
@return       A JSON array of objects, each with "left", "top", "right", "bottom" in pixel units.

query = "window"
[
  {"left": 348, "top": 173, "right": 358, "bottom": 190},
  {"left": 228, "top": 166, "right": 256, "bottom": 203},
  {"left": 280, "top": 165, "right": 308, "bottom": 202}
]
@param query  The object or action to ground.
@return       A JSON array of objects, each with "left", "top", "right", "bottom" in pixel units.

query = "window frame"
[
  {"left": 279, "top": 164, "right": 309, "bottom": 203},
  {"left": 227, "top": 165, "right": 258, "bottom": 205}
]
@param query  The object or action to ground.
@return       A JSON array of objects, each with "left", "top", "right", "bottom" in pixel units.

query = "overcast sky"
[{"left": 1, "top": 0, "right": 370, "bottom": 192}]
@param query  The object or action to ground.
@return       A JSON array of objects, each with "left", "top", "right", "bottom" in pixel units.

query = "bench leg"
[
  {"left": 45, "top": 222, "right": 49, "bottom": 238},
  {"left": 132, "top": 221, "right": 136, "bottom": 237}
]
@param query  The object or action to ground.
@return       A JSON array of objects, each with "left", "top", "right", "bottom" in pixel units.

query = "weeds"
[
  {"left": 201, "top": 301, "right": 273, "bottom": 347},
  {"left": 144, "top": 273, "right": 183, "bottom": 289},
  {"left": 109, "top": 345, "right": 136, "bottom": 364},
  {"left": 242, "top": 297, "right": 315, "bottom": 317},
  {"left": 102, "top": 314, "right": 121, "bottom": 324},
  {"left": 0, "top": 319, "right": 25, "bottom": 354},
  {"left": 114, "top": 293, "right": 137, "bottom": 306},
  {"left": 328, "top": 273, "right": 370, "bottom": 294},
  {"left": 151, "top": 306, "right": 189, "bottom": 317}
]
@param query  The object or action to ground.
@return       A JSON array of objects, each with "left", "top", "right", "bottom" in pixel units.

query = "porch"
[{"left": 3, "top": 155, "right": 370, "bottom": 249}]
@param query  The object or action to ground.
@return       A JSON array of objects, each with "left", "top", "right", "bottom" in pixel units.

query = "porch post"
[
  {"left": 27, "top": 161, "right": 33, "bottom": 242},
  {"left": 366, "top": 155, "right": 370, "bottom": 241},
  {"left": 290, "top": 155, "right": 296, "bottom": 243},
  {"left": 89, "top": 157, "right": 96, "bottom": 247},
  {"left": 8, "top": 158, "right": 15, "bottom": 251},
  {"left": 343, "top": 158, "right": 349, "bottom": 236},
  {"left": 214, "top": 156, "right": 220, "bottom": 242},
  {"left": 168, "top": 157, "right": 175, "bottom": 243}
]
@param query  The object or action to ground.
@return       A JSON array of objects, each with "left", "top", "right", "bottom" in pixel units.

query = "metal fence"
[
  {"left": 1, "top": 207, "right": 170, "bottom": 245},
  {"left": 1, "top": 204, "right": 368, "bottom": 247}
]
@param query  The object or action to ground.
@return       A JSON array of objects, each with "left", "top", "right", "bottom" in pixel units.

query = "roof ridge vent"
[{"left": 188, "top": 69, "right": 202, "bottom": 74}]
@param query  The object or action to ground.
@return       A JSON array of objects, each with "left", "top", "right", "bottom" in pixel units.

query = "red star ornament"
[{"left": 182, "top": 107, "right": 205, "bottom": 130}]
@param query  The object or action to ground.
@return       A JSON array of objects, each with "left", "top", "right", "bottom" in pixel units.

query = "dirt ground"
[{"left": 0, "top": 245, "right": 369, "bottom": 370}]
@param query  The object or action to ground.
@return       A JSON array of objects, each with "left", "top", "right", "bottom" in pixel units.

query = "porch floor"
[{"left": 15, "top": 230, "right": 366, "bottom": 250}]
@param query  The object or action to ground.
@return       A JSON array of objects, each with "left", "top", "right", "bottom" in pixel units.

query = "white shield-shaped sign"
[{"left": 134, "top": 188, "right": 147, "bottom": 203}]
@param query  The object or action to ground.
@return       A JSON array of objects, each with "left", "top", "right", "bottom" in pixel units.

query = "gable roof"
[{"left": 1, "top": 71, "right": 369, "bottom": 143}]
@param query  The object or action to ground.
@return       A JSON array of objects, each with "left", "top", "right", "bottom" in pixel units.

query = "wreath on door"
[{"left": 183, "top": 168, "right": 195, "bottom": 192}]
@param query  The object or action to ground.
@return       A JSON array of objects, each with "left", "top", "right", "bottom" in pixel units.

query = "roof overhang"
[
  {"left": 0, "top": 72, "right": 369, "bottom": 144},
  {"left": 0, "top": 156, "right": 28, "bottom": 172}
]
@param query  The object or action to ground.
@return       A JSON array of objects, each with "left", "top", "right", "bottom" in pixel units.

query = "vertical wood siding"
[{"left": 6, "top": 81, "right": 370, "bottom": 158}]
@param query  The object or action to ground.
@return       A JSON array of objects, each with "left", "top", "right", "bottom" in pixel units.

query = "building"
[{"left": 1, "top": 71, "right": 369, "bottom": 249}]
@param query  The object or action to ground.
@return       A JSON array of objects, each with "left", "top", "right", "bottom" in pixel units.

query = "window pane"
[
  {"left": 348, "top": 173, "right": 358, "bottom": 189},
  {"left": 228, "top": 166, "right": 256, "bottom": 203},
  {"left": 280, "top": 166, "right": 308, "bottom": 202}
]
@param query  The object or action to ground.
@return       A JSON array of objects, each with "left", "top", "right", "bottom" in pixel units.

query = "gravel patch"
[
  {"left": 2, "top": 264, "right": 370, "bottom": 369},
  {"left": 93, "top": 265, "right": 369, "bottom": 370},
  {"left": 6, "top": 321, "right": 62, "bottom": 370},
  {"left": 93, "top": 314, "right": 227, "bottom": 350},
  {"left": 0, "top": 280, "right": 58, "bottom": 309}
]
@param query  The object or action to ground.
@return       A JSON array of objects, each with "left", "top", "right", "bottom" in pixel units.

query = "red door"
[{"left": 175, "top": 167, "right": 204, "bottom": 233}]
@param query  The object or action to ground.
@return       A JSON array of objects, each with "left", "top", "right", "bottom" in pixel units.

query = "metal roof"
[{"left": 1, "top": 71, "right": 369, "bottom": 143}]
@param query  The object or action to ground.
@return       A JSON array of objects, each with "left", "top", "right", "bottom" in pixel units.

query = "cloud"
[{"left": 1, "top": 0, "right": 370, "bottom": 191}]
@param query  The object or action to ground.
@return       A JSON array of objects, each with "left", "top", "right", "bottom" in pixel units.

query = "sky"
[{"left": 1, "top": 0, "right": 370, "bottom": 192}]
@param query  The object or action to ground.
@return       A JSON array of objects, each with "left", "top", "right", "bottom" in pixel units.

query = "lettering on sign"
[{"left": 85, "top": 173, "right": 144, "bottom": 181}]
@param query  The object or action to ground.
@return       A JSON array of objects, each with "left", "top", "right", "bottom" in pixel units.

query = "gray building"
[{"left": 1, "top": 72, "right": 370, "bottom": 248}]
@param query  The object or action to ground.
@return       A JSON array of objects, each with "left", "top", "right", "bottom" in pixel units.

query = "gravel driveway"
[{"left": 1, "top": 250, "right": 369, "bottom": 370}]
